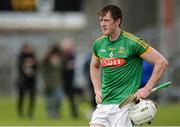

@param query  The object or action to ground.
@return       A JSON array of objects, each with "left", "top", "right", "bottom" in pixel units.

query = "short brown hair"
[{"left": 98, "top": 5, "right": 123, "bottom": 26}]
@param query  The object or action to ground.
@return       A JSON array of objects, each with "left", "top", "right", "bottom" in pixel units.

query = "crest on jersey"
[{"left": 119, "top": 47, "right": 126, "bottom": 54}]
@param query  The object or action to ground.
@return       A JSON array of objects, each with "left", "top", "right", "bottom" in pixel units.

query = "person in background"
[
  {"left": 84, "top": 52, "right": 96, "bottom": 109},
  {"left": 41, "top": 44, "right": 63, "bottom": 118},
  {"left": 16, "top": 43, "right": 38, "bottom": 119},
  {"left": 83, "top": 52, "right": 97, "bottom": 120},
  {"left": 61, "top": 37, "right": 79, "bottom": 118},
  {"left": 140, "top": 60, "right": 154, "bottom": 88}
]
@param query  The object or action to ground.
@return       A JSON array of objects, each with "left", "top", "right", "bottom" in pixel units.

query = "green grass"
[
  {"left": 151, "top": 102, "right": 180, "bottom": 126},
  {"left": 0, "top": 96, "right": 90, "bottom": 126},
  {"left": 0, "top": 96, "right": 180, "bottom": 126}
]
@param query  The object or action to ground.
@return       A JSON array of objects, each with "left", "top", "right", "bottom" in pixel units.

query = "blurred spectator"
[
  {"left": 61, "top": 37, "right": 79, "bottom": 118},
  {"left": 84, "top": 52, "right": 96, "bottom": 108},
  {"left": 41, "top": 44, "right": 63, "bottom": 118},
  {"left": 16, "top": 43, "right": 38, "bottom": 119},
  {"left": 140, "top": 60, "right": 154, "bottom": 88}
]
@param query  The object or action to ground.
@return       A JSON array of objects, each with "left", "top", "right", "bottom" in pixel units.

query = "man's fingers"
[
  {"left": 134, "top": 88, "right": 148, "bottom": 99},
  {"left": 95, "top": 96, "right": 102, "bottom": 104}
]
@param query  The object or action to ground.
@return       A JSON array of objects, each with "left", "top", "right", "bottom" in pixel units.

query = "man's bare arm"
[
  {"left": 90, "top": 54, "right": 102, "bottom": 104},
  {"left": 134, "top": 47, "right": 169, "bottom": 98}
]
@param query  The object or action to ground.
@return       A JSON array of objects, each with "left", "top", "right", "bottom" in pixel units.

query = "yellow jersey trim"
[
  {"left": 140, "top": 46, "right": 153, "bottom": 57},
  {"left": 123, "top": 31, "right": 148, "bottom": 49},
  {"left": 93, "top": 52, "right": 100, "bottom": 58}
]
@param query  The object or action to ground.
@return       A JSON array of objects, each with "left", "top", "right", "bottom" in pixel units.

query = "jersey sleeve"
[{"left": 132, "top": 38, "right": 152, "bottom": 56}]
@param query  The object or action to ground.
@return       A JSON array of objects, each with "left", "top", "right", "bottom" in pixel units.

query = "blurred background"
[{"left": 0, "top": 0, "right": 179, "bottom": 126}]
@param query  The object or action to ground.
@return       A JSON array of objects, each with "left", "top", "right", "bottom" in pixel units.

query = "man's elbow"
[{"left": 160, "top": 59, "right": 169, "bottom": 70}]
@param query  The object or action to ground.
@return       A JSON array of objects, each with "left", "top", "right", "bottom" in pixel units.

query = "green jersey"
[{"left": 92, "top": 31, "right": 152, "bottom": 104}]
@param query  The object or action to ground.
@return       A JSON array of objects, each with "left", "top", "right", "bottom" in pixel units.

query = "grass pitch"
[
  {"left": 0, "top": 96, "right": 90, "bottom": 126},
  {"left": 0, "top": 96, "right": 180, "bottom": 126}
]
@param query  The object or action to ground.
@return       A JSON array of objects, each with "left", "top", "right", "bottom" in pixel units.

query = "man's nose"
[{"left": 101, "top": 21, "right": 106, "bottom": 27}]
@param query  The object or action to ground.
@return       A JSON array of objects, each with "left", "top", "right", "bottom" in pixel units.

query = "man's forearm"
[
  {"left": 90, "top": 65, "right": 101, "bottom": 94},
  {"left": 145, "top": 59, "right": 168, "bottom": 90}
]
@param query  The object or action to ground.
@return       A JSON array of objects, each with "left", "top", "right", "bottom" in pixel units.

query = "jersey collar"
[{"left": 108, "top": 30, "right": 123, "bottom": 43}]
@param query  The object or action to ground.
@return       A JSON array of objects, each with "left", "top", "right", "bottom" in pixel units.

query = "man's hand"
[
  {"left": 134, "top": 86, "right": 151, "bottom": 99},
  {"left": 95, "top": 91, "right": 102, "bottom": 104}
]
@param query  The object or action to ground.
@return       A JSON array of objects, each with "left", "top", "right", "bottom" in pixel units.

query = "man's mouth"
[{"left": 102, "top": 28, "right": 107, "bottom": 31}]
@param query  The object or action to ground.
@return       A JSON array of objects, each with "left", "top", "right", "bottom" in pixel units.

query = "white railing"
[{"left": 0, "top": 12, "right": 87, "bottom": 31}]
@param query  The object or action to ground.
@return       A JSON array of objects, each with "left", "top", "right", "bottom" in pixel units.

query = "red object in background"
[{"left": 164, "top": 0, "right": 174, "bottom": 27}]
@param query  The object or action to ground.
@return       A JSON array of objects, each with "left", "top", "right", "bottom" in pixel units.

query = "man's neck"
[{"left": 109, "top": 28, "right": 121, "bottom": 41}]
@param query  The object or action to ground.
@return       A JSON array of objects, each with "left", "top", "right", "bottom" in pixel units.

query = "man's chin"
[{"left": 102, "top": 32, "right": 109, "bottom": 35}]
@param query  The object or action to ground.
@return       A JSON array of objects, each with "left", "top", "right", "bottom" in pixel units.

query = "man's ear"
[{"left": 116, "top": 18, "right": 121, "bottom": 26}]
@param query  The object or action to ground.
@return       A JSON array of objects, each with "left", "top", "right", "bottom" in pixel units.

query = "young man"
[{"left": 89, "top": 5, "right": 168, "bottom": 127}]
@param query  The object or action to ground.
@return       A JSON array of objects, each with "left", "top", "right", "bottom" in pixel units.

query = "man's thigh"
[
  {"left": 89, "top": 104, "right": 111, "bottom": 126},
  {"left": 109, "top": 104, "right": 132, "bottom": 127}
]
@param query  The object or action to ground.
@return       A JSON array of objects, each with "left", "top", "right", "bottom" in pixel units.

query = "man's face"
[{"left": 99, "top": 12, "right": 120, "bottom": 35}]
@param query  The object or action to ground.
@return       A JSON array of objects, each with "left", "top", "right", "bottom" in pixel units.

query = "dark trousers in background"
[
  {"left": 64, "top": 80, "right": 79, "bottom": 118},
  {"left": 17, "top": 83, "right": 36, "bottom": 118},
  {"left": 45, "top": 88, "right": 63, "bottom": 118}
]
